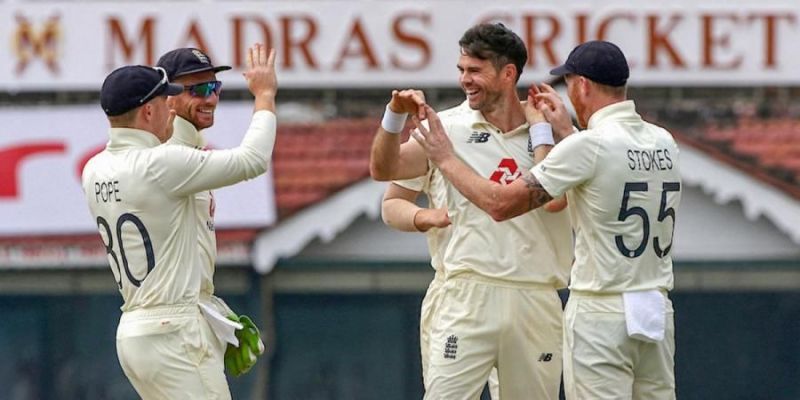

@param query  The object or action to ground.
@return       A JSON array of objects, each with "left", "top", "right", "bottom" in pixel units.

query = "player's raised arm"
[
  {"left": 526, "top": 84, "right": 568, "bottom": 213},
  {"left": 369, "top": 89, "right": 430, "bottom": 181},
  {"left": 244, "top": 44, "right": 278, "bottom": 114},
  {"left": 412, "top": 104, "right": 554, "bottom": 221},
  {"left": 535, "top": 82, "right": 577, "bottom": 141},
  {"left": 525, "top": 84, "right": 554, "bottom": 164},
  {"left": 155, "top": 43, "right": 280, "bottom": 197}
]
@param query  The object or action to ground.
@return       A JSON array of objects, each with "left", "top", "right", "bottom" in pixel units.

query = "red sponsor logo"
[{"left": 489, "top": 158, "right": 520, "bottom": 185}]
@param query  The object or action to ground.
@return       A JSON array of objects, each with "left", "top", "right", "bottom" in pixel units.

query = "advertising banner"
[
  {"left": 0, "top": 103, "right": 276, "bottom": 236},
  {"left": 1, "top": 0, "right": 799, "bottom": 89}
]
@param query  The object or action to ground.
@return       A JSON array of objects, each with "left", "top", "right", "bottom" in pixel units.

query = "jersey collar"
[
  {"left": 466, "top": 102, "right": 529, "bottom": 137},
  {"left": 106, "top": 127, "right": 162, "bottom": 150},
  {"left": 168, "top": 116, "right": 206, "bottom": 149},
  {"left": 586, "top": 100, "right": 641, "bottom": 130}
]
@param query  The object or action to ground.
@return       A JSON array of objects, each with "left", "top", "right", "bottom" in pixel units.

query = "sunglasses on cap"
[
  {"left": 139, "top": 67, "right": 170, "bottom": 105},
  {"left": 184, "top": 80, "right": 223, "bottom": 98}
]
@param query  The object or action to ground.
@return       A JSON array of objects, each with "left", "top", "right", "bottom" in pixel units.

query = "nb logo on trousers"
[{"left": 538, "top": 353, "right": 553, "bottom": 362}]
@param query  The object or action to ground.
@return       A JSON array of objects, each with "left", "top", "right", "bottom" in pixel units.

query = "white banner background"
[
  {"left": 0, "top": 103, "right": 276, "bottom": 236},
  {"left": 2, "top": 0, "right": 800, "bottom": 89}
]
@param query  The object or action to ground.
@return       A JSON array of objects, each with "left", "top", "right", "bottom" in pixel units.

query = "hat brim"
[
  {"left": 549, "top": 64, "right": 573, "bottom": 77},
  {"left": 173, "top": 65, "right": 232, "bottom": 79}
]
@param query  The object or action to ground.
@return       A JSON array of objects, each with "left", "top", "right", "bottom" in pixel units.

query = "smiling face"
[
  {"left": 169, "top": 70, "right": 220, "bottom": 130},
  {"left": 457, "top": 54, "right": 505, "bottom": 113}
]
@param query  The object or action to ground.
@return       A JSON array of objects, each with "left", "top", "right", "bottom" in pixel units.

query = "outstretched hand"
[
  {"left": 533, "top": 83, "right": 573, "bottom": 140},
  {"left": 243, "top": 43, "right": 278, "bottom": 102},
  {"left": 410, "top": 104, "right": 454, "bottom": 166},
  {"left": 523, "top": 84, "right": 547, "bottom": 125},
  {"left": 389, "top": 89, "right": 427, "bottom": 121}
]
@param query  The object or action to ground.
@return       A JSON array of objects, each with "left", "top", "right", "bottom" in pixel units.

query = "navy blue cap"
[
  {"left": 156, "top": 48, "right": 231, "bottom": 81},
  {"left": 550, "top": 40, "right": 629, "bottom": 87},
  {"left": 101, "top": 66, "right": 183, "bottom": 116}
]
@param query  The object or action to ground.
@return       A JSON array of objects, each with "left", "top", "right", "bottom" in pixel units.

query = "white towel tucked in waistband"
[
  {"left": 199, "top": 302, "right": 243, "bottom": 346},
  {"left": 622, "top": 290, "right": 666, "bottom": 343}
]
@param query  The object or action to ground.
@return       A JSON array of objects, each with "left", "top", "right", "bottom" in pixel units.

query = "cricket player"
[
  {"left": 382, "top": 173, "right": 500, "bottom": 399},
  {"left": 370, "top": 23, "right": 573, "bottom": 399},
  {"left": 412, "top": 40, "right": 682, "bottom": 399},
  {"left": 157, "top": 47, "right": 265, "bottom": 377},
  {"left": 82, "top": 43, "right": 277, "bottom": 400}
]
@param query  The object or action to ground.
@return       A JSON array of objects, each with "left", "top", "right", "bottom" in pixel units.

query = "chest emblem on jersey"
[
  {"left": 466, "top": 131, "right": 491, "bottom": 143},
  {"left": 489, "top": 158, "right": 521, "bottom": 185}
]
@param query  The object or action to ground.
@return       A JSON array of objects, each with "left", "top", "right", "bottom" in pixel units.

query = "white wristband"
[
  {"left": 381, "top": 105, "right": 408, "bottom": 134},
  {"left": 529, "top": 122, "right": 555, "bottom": 149}
]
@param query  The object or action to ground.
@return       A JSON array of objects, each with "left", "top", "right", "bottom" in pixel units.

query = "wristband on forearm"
[
  {"left": 381, "top": 105, "right": 408, "bottom": 134},
  {"left": 529, "top": 122, "right": 555, "bottom": 149}
]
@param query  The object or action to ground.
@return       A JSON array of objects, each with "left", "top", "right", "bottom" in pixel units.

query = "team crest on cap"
[{"left": 191, "top": 49, "right": 210, "bottom": 64}]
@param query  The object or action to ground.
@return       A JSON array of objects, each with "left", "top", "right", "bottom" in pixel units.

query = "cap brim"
[
  {"left": 173, "top": 65, "right": 232, "bottom": 79},
  {"left": 549, "top": 64, "right": 572, "bottom": 76},
  {"left": 164, "top": 82, "right": 184, "bottom": 96}
]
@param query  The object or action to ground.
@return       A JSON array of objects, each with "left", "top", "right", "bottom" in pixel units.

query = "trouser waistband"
[
  {"left": 120, "top": 304, "right": 199, "bottom": 322},
  {"left": 448, "top": 271, "right": 558, "bottom": 290}
]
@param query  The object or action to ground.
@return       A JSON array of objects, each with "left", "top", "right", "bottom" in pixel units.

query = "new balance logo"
[
  {"left": 443, "top": 335, "right": 458, "bottom": 360},
  {"left": 538, "top": 353, "right": 553, "bottom": 362},
  {"left": 467, "top": 132, "right": 490, "bottom": 143}
]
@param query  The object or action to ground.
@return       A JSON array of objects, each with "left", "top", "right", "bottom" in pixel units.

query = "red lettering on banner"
[
  {"left": 483, "top": 13, "right": 562, "bottom": 68},
  {"left": 749, "top": 13, "right": 796, "bottom": 68},
  {"left": 74, "top": 9, "right": 800, "bottom": 83},
  {"left": 390, "top": 12, "right": 432, "bottom": 71},
  {"left": 0, "top": 143, "right": 66, "bottom": 198},
  {"left": 231, "top": 16, "right": 273, "bottom": 68},
  {"left": 334, "top": 18, "right": 379, "bottom": 70},
  {"left": 182, "top": 20, "right": 212, "bottom": 56},
  {"left": 281, "top": 16, "right": 318, "bottom": 69},
  {"left": 576, "top": 13, "right": 589, "bottom": 44},
  {"left": 522, "top": 14, "right": 561, "bottom": 68},
  {"left": 647, "top": 14, "right": 686, "bottom": 68},
  {"left": 106, "top": 17, "right": 155, "bottom": 69},
  {"left": 596, "top": 13, "right": 636, "bottom": 41},
  {"left": 701, "top": 14, "right": 743, "bottom": 70}
]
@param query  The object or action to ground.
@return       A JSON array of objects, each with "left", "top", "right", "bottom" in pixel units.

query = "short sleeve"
[
  {"left": 393, "top": 174, "right": 428, "bottom": 192},
  {"left": 531, "top": 132, "right": 599, "bottom": 197}
]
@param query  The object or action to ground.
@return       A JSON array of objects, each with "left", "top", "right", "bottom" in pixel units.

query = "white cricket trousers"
[
  {"left": 420, "top": 271, "right": 501, "bottom": 399},
  {"left": 563, "top": 291, "right": 675, "bottom": 400},
  {"left": 116, "top": 304, "right": 231, "bottom": 400},
  {"left": 424, "top": 272, "right": 562, "bottom": 400}
]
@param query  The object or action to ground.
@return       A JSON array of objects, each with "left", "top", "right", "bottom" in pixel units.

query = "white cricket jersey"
[
  {"left": 532, "top": 100, "right": 682, "bottom": 293},
  {"left": 167, "top": 116, "right": 217, "bottom": 298},
  {"left": 82, "top": 111, "right": 276, "bottom": 311},
  {"left": 435, "top": 101, "right": 573, "bottom": 286},
  {"left": 393, "top": 164, "right": 450, "bottom": 273}
]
